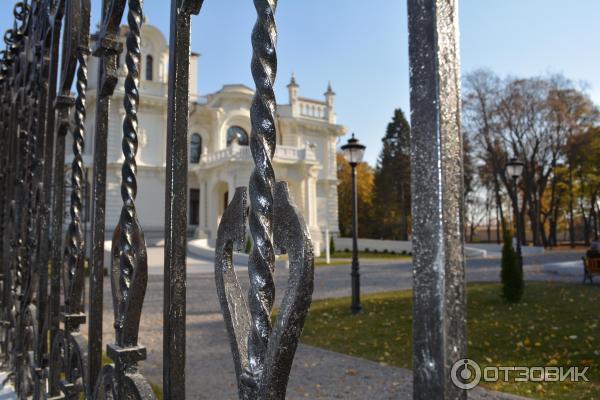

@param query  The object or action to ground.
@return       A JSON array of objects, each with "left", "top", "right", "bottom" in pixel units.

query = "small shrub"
[
  {"left": 500, "top": 219, "right": 523, "bottom": 303},
  {"left": 382, "top": 249, "right": 389, "bottom": 254},
  {"left": 373, "top": 249, "right": 379, "bottom": 254},
  {"left": 390, "top": 251, "right": 396, "bottom": 255},
  {"left": 245, "top": 235, "right": 253, "bottom": 254},
  {"left": 401, "top": 250, "right": 407, "bottom": 255},
  {"left": 365, "top": 248, "right": 370, "bottom": 253},
  {"left": 329, "top": 236, "right": 336, "bottom": 254}
]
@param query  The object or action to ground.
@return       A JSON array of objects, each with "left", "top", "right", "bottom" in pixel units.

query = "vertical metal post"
[
  {"left": 163, "top": 1, "right": 203, "bottom": 399},
  {"left": 88, "top": 0, "right": 124, "bottom": 392},
  {"left": 350, "top": 165, "right": 361, "bottom": 314},
  {"left": 407, "top": 0, "right": 466, "bottom": 399},
  {"left": 87, "top": 78, "right": 109, "bottom": 398},
  {"left": 513, "top": 176, "right": 523, "bottom": 271}
]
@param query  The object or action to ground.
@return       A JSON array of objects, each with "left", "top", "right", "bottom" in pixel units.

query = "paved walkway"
[{"left": 81, "top": 248, "right": 584, "bottom": 399}]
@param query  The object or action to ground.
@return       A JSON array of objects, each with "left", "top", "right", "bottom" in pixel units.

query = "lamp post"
[
  {"left": 506, "top": 158, "right": 524, "bottom": 271},
  {"left": 341, "top": 134, "right": 366, "bottom": 314}
]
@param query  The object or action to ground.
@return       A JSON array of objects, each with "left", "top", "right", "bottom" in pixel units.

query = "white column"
[
  {"left": 325, "top": 228, "right": 330, "bottom": 264},
  {"left": 304, "top": 167, "right": 321, "bottom": 255},
  {"left": 203, "top": 180, "right": 208, "bottom": 230}
]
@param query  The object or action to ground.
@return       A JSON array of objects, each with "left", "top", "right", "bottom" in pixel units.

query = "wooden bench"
[{"left": 582, "top": 256, "right": 600, "bottom": 284}]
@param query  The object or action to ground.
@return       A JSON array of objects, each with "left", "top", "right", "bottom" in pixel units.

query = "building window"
[
  {"left": 190, "top": 133, "right": 202, "bottom": 163},
  {"left": 145, "top": 55, "right": 153, "bottom": 81},
  {"left": 226, "top": 126, "right": 249, "bottom": 146},
  {"left": 190, "top": 188, "right": 200, "bottom": 225}
]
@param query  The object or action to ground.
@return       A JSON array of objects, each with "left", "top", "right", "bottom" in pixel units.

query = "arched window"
[
  {"left": 190, "top": 133, "right": 202, "bottom": 163},
  {"left": 226, "top": 126, "right": 249, "bottom": 146},
  {"left": 145, "top": 55, "right": 153, "bottom": 81}
]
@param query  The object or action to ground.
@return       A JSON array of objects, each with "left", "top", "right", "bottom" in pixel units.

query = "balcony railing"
[
  {"left": 298, "top": 98, "right": 328, "bottom": 120},
  {"left": 200, "top": 143, "right": 317, "bottom": 166}
]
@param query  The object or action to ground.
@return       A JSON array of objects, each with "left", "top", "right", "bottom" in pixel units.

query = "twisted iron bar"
[
  {"left": 100, "top": 1, "right": 155, "bottom": 398},
  {"left": 247, "top": 0, "right": 278, "bottom": 381},
  {"left": 114, "top": 0, "right": 144, "bottom": 347},
  {"left": 122, "top": 1, "right": 142, "bottom": 213},
  {"left": 65, "top": 48, "right": 88, "bottom": 316},
  {"left": 52, "top": 42, "right": 91, "bottom": 400},
  {"left": 216, "top": 1, "right": 315, "bottom": 398}
]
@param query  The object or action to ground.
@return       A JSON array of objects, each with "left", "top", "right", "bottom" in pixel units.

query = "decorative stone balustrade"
[
  {"left": 298, "top": 98, "right": 328, "bottom": 120},
  {"left": 200, "top": 143, "right": 317, "bottom": 167}
]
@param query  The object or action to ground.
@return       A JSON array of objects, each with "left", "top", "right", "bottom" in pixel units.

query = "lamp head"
[
  {"left": 506, "top": 157, "right": 524, "bottom": 180},
  {"left": 341, "top": 133, "right": 366, "bottom": 166}
]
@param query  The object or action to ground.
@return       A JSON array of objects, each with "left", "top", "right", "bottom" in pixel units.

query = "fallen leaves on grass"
[{"left": 301, "top": 282, "right": 600, "bottom": 400}]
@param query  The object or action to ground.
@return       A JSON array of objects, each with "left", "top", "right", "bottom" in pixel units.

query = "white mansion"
[{"left": 84, "top": 24, "right": 346, "bottom": 254}]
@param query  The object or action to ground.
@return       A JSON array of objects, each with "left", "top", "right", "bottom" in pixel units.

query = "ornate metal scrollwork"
[
  {"left": 48, "top": 0, "right": 92, "bottom": 398},
  {"left": 0, "top": 3, "right": 53, "bottom": 399},
  {"left": 215, "top": 1, "right": 315, "bottom": 399},
  {"left": 0, "top": 1, "right": 323, "bottom": 399}
]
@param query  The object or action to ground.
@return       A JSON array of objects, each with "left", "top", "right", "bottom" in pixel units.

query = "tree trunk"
[
  {"left": 496, "top": 202, "right": 501, "bottom": 243},
  {"left": 486, "top": 203, "right": 491, "bottom": 243},
  {"left": 551, "top": 198, "right": 560, "bottom": 246},
  {"left": 568, "top": 164, "right": 576, "bottom": 247},
  {"left": 493, "top": 178, "right": 504, "bottom": 242},
  {"left": 593, "top": 202, "right": 599, "bottom": 241},
  {"left": 399, "top": 181, "right": 409, "bottom": 241}
]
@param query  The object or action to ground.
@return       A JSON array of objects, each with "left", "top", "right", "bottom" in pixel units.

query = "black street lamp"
[
  {"left": 506, "top": 157, "right": 524, "bottom": 271},
  {"left": 341, "top": 134, "right": 366, "bottom": 314}
]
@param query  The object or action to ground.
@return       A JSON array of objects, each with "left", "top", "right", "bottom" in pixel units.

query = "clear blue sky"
[{"left": 1, "top": 1, "right": 598, "bottom": 165}]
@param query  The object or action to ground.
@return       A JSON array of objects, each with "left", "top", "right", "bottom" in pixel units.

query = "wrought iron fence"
[{"left": 0, "top": 0, "right": 465, "bottom": 399}]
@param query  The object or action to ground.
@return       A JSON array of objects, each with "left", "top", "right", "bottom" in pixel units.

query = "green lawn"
[
  {"left": 329, "top": 251, "right": 411, "bottom": 259},
  {"left": 315, "top": 252, "right": 411, "bottom": 267},
  {"left": 301, "top": 282, "right": 600, "bottom": 400},
  {"left": 315, "top": 259, "right": 353, "bottom": 267}
]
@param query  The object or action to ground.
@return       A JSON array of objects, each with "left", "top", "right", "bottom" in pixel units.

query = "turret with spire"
[
  {"left": 287, "top": 72, "right": 300, "bottom": 116},
  {"left": 324, "top": 81, "right": 336, "bottom": 123}
]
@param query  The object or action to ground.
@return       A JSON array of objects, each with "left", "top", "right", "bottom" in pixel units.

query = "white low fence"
[
  {"left": 332, "top": 238, "right": 506, "bottom": 258},
  {"left": 333, "top": 237, "right": 412, "bottom": 254}
]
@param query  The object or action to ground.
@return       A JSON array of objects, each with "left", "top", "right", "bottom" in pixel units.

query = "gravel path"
[{"left": 82, "top": 248, "right": 583, "bottom": 399}]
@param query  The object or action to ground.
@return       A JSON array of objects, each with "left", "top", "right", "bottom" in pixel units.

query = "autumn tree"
[
  {"left": 463, "top": 70, "right": 508, "bottom": 238},
  {"left": 337, "top": 153, "right": 375, "bottom": 238},
  {"left": 463, "top": 70, "right": 599, "bottom": 246},
  {"left": 567, "top": 127, "right": 600, "bottom": 244},
  {"left": 548, "top": 85, "right": 600, "bottom": 245}
]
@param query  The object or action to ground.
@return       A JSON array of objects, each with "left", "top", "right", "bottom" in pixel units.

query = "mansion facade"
[{"left": 83, "top": 24, "right": 346, "bottom": 254}]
